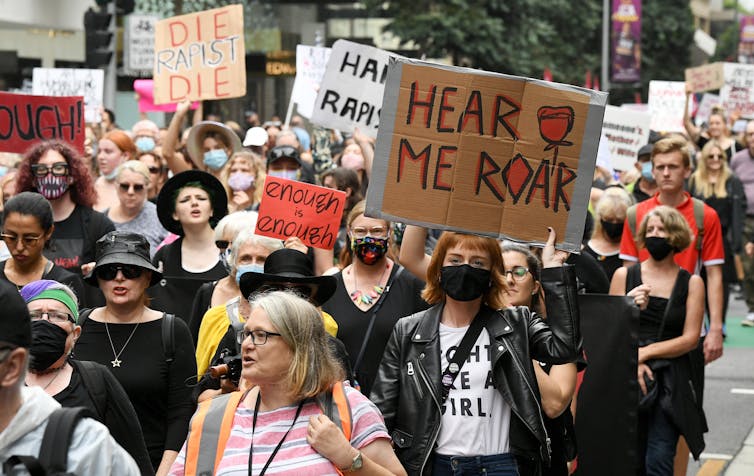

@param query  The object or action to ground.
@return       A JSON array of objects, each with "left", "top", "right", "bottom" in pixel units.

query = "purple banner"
[
  {"left": 611, "top": 0, "right": 641, "bottom": 83},
  {"left": 739, "top": 16, "right": 754, "bottom": 64}
]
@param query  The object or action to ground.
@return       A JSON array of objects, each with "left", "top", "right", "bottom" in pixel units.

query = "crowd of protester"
[{"left": 0, "top": 90, "right": 752, "bottom": 476}]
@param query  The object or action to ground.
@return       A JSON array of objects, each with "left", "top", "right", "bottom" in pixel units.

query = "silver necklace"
[{"left": 104, "top": 312, "right": 142, "bottom": 368}]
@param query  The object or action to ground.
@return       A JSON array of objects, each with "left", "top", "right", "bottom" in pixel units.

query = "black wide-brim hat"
[
  {"left": 84, "top": 231, "right": 162, "bottom": 287},
  {"left": 156, "top": 170, "right": 228, "bottom": 236},
  {"left": 239, "top": 249, "right": 337, "bottom": 306}
]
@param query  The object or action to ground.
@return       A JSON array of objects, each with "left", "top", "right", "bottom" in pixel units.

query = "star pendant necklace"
[{"left": 104, "top": 311, "right": 142, "bottom": 368}]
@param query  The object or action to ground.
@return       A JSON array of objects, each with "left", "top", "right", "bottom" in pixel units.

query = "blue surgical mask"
[
  {"left": 267, "top": 169, "right": 299, "bottom": 181},
  {"left": 641, "top": 161, "right": 654, "bottom": 182},
  {"left": 135, "top": 136, "right": 156, "bottom": 152},
  {"left": 203, "top": 149, "right": 229, "bottom": 171},
  {"left": 235, "top": 263, "right": 265, "bottom": 285}
]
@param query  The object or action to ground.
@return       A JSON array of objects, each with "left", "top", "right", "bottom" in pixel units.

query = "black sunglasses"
[
  {"left": 118, "top": 183, "right": 145, "bottom": 193},
  {"left": 268, "top": 146, "right": 299, "bottom": 161},
  {"left": 96, "top": 264, "right": 144, "bottom": 281}
]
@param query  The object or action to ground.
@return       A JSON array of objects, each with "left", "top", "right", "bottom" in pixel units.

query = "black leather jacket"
[{"left": 370, "top": 265, "right": 581, "bottom": 476}]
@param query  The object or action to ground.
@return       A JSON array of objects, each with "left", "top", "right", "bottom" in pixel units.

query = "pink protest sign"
[{"left": 133, "top": 79, "right": 199, "bottom": 112}]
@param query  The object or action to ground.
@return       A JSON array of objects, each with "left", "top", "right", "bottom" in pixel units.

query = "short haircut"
[
  {"left": 115, "top": 160, "right": 151, "bottom": 185},
  {"left": 651, "top": 136, "right": 691, "bottom": 168},
  {"left": 248, "top": 291, "right": 343, "bottom": 400},
  {"left": 592, "top": 187, "right": 633, "bottom": 239},
  {"left": 229, "top": 228, "right": 283, "bottom": 274},
  {"left": 3, "top": 192, "right": 54, "bottom": 232},
  {"left": 636, "top": 205, "right": 692, "bottom": 252},
  {"left": 422, "top": 232, "right": 507, "bottom": 309}
]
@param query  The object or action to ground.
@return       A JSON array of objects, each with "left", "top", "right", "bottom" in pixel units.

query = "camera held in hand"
[{"left": 208, "top": 348, "right": 242, "bottom": 386}]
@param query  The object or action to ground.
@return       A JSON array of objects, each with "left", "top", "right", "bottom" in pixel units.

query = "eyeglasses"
[
  {"left": 503, "top": 266, "right": 530, "bottom": 282},
  {"left": 268, "top": 146, "right": 299, "bottom": 161},
  {"left": 31, "top": 162, "right": 69, "bottom": 177},
  {"left": 96, "top": 264, "right": 144, "bottom": 281},
  {"left": 350, "top": 226, "right": 389, "bottom": 239},
  {"left": 118, "top": 182, "right": 146, "bottom": 193},
  {"left": 29, "top": 310, "right": 75, "bottom": 324},
  {"left": 236, "top": 329, "right": 282, "bottom": 346},
  {"left": 215, "top": 240, "right": 230, "bottom": 251},
  {"left": 0, "top": 233, "right": 43, "bottom": 247}
]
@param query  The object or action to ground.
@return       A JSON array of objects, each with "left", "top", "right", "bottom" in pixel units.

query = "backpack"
[
  {"left": 2, "top": 407, "right": 91, "bottom": 476},
  {"left": 626, "top": 198, "right": 705, "bottom": 255},
  {"left": 184, "top": 382, "right": 353, "bottom": 476},
  {"left": 77, "top": 309, "right": 176, "bottom": 364}
]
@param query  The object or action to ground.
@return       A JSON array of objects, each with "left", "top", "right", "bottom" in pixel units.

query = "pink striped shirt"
[{"left": 170, "top": 385, "right": 390, "bottom": 476}]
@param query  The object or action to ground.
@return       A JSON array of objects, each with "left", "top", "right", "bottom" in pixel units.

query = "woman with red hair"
[
  {"left": 15, "top": 140, "right": 115, "bottom": 305},
  {"left": 95, "top": 130, "right": 137, "bottom": 211}
]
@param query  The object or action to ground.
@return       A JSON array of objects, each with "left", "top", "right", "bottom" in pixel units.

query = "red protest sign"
[
  {"left": 0, "top": 92, "right": 85, "bottom": 155},
  {"left": 255, "top": 176, "right": 346, "bottom": 250}
]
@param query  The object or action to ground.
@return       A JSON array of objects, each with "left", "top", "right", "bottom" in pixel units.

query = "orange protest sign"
[
  {"left": 153, "top": 5, "right": 245, "bottom": 104},
  {"left": 685, "top": 63, "right": 724, "bottom": 93},
  {"left": 255, "top": 176, "right": 346, "bottom": 250},
  {"left": 365, "top": 59, "right": 607, "bottom": 252}
]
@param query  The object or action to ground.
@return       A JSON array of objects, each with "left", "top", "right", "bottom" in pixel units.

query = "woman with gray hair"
[
  {"left": 193, "top": 226, "right": 283, "bottom": 373},
  {"left": 104, "top": 160, "right": 168, "bottom": 256},
  {"left": 170, "top": 291, "right": 406, "bottom": 476}
]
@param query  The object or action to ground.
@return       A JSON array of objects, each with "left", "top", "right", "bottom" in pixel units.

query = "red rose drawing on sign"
[{"left": 537, "top": 106, "right": 575, "bottom": 161}]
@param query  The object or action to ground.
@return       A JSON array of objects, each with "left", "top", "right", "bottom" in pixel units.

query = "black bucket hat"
[
  {"left": 156, "top": 170, "right": 228, "bottom": 236},
  {"left": 239, "top": 249, "right": 337, "bottom": 306},
  {"left": 84, "top": 231, "right": 162, "bottom": 287}
]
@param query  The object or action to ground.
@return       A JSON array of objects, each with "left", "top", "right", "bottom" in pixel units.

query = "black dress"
[
  {"left": 321, "top": 265, "right": 428, "bottom": 396},
  {"left": 148, "top": 237, "right": 228, "bottom": 322},
  {"left": 74, "top": 314, "right": 197, "bottom": 470}
]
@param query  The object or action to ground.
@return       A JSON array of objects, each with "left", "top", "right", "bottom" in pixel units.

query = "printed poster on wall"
[
  {"left": 611, "top": 0, "right": 641, "bottom": 83},
  {"left": 365, "top": 58, "right": 608, "bottom": 252},
  {"left": 290, "top": 45, "right": 332, "bottom": 119},
  {"left": 311, "top": 39, "right": 400, "bottom": 138},
  {"left": 601, "top": 105, "right": 651, "bottom": 171},
  {"left": 153, "top": 5, "right": 245, "bottom": 104},
  {"left": 31, "top": 68, "right": 104, "bottom": 123}
]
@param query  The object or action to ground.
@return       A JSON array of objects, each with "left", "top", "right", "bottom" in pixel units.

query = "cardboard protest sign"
[
  {"left": 31, "top": 68, "right": 104, "bottom": 123},
  {"left": 124, "top": 14, "right": 158, "bottom": 74},
  {"left": 575, "top": 294, "right": 639, "bottom": 476},
  {"left": 153, "top": 5, "right": 245, "bottom": 104},
  {"left": 601, "top": 105, "right": 651, "bottom": 171},
  {"left": 133, "top": 79, "right": 199, "bottom": 113},
  {"left": 365, "top": 59, "right": 607, "bottom": 252},
  {"left": 685, "top": 62, "right": 724, "bottom": 93},
  {"left": 720, "top": 62, "right": 754, "bottom": 118},
  {"left": 255, "top": 176, "right": 346, "bottom": 250},
  {"left": 647, "top": 80, "right": 688, "bottom": 132},
  {"left": 311, "top": 40, "right": 399, "bottom": 138},
  {"left": 0, "top": 92, "right": 85, "bottom": 155},
  {"left": 290, "top": 45, "right": 332, "bottom": 119}
]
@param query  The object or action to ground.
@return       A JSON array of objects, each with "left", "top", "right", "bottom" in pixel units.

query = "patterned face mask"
[
  {"left": 35, "top": 175, "right": 69, "bottom": 200},
  {"left": 351, "top": 236, "right": 388, "bottom": 265}
]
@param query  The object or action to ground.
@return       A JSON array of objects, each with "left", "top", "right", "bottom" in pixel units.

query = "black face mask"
[
  {"left": 645, "top": 236, "right": 675, "bottom": 261},
  {"left": 30, "top": 320, "right": 69, "bottom": 372},
  {"left": 440, "top": 265, "right": 491, "bottom": 302},
  {"left": 601, "top": 220, "right": 624, "bottom": 241}
]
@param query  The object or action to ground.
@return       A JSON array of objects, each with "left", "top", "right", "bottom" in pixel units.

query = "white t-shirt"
[{"left": 435, "top": 323, "right": 511, "bottom": 456}]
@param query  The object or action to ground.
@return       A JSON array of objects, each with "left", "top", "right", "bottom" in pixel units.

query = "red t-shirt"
[{"left": 619, "top": 192, "right": 725, "bottom": 274}]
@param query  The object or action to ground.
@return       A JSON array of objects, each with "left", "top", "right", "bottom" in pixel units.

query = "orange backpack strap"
[
  {"left": 316, "top": 381, "right": 353, "bottom": 441},
  {"left": 184, "top": 390, "right": 245, "bottom": 476}
]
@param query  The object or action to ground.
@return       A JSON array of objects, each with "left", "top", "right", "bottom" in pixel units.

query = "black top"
[
  {"left": 625, "top": 264, "right": 690, "bottom": 343},
  {"left": 582, "top": 243, "right": 622, "bottom": 283},
  {"left": 58, "top": 359, "right": 154, "bottom": 475},
  {"left": 74, "top": 314, "right": 197, "bottom": 469},
  {"left": 188, "top": 280, "right": 218, "bottom": 343},
  {"left": 630, "top": 178, "right": 652, "bottom": 204},
  {"left": 565, "top": 252, "right": 610, "bottom": 294},
  {"left": 0, "top": 261, "right": 86, "bottom": 307},
  {"left": 149, "top": 238, "right": 228, "bottom": 322},
  {"left": 321, "top": 265, "right": 428, "bottom": 396}
]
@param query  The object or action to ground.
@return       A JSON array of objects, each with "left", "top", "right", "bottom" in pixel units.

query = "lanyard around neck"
[{"left": 248, "top": 395, "right": 305, "bottom": 476}]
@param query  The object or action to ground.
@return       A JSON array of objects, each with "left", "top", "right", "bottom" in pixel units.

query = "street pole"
[
  {"left": 103, "top": 0, "right": 117, "bottom": 111},
  {"left": 602, "top": 0, "right": 610, "bottom": 93}
]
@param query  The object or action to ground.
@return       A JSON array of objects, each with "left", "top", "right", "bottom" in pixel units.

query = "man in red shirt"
[{"left": 619, "top": 136, "right": 724, "bottom": 363}]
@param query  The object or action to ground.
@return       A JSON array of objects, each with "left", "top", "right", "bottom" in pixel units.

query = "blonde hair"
[
  {"left": 592, "top": 187, "right": 633, "bottom": 239},
  {"left": 689, "top": 139, "right": 731, "bottom": 199},
  {"left": 651, "top": 136, "right": 691, "bottom": 168},
  {"left": 223, "top": 151, "right": 266, "bottom": 205},
  {"left": 248, "top": 291, "right": 343, "bottom": 399},
  {"left": 636, "top": 205, "right": 692, "bottom": 252},
  {"left": 115, "top": 160, "right": 151, "bottom": 185}
]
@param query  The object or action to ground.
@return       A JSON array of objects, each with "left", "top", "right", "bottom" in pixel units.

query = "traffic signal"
[{"left": 84, "top": 7, "right": 113, "bottom": 68}]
